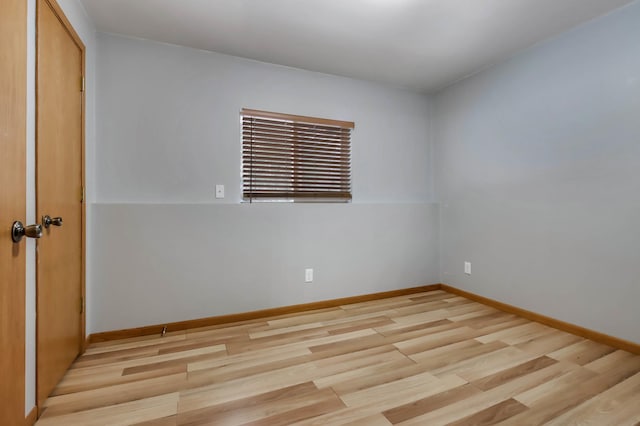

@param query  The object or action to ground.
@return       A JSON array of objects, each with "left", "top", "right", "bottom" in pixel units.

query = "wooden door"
[
  {"left": 0, "top": 0, "right": 28, "bottom": 424},
  {"left": 36, "top": 0, "right": 85, "bottom": 408}
]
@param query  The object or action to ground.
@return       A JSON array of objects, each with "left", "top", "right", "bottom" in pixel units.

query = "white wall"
[
  {"left": 435, "top": 1, "right": 640, "bottom": 343},
  {"left": 24, "top": 0, "right": 96, "bottom": 415},
  {"left": 91, "top": 34, "right": 438, "bottom": 333}
]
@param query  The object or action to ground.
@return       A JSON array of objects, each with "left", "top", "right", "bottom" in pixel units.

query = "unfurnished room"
[{"left": 1, "top": 0, "right": 640, "bottom": 424}]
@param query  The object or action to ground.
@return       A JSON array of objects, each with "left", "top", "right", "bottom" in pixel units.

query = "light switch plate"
[
  {"left": 215, "top": 184, "right": 224, "bottom": 199},
  {"left": 464, "top": 261, "right": 471, "bottom": 275},
  {"left": 305, "top": 268, "right": 313, "bottom": 283}
]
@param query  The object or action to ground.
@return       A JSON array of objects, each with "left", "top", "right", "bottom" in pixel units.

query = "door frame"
[{"left": 35, "top": 0, "right": 86, "bottom": 411}]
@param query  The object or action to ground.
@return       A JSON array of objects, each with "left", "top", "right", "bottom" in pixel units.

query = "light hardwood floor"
[{"left": 35, "top": 290, "right": 640, "bottom": 425}]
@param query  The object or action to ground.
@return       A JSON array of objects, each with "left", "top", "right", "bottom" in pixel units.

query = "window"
[{"left": 241, "top": 108, "right": 354, "bottom": 202}]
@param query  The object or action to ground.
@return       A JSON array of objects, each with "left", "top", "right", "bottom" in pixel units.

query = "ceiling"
[{"left": 80, "top": 0, "right": 634, "bottom": 92}]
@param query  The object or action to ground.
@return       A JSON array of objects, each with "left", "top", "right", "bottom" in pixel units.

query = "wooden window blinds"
[{"left": 241, "top": 108, "right": 354, "bottom": 202}]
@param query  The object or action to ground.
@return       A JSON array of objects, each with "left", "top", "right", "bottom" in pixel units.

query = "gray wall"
[
  {"left": 92, "top": 3, "right": 640, "bottom": 343},
  {"left": 96, "top": 34, "right": 435, "bottom": 204},
  {"left": 91, "top": 34, "right": 438, "bottom": 333},
  {"left": 92, "top": 203, "right": 439, "bottom": 332},
  {"left": 434, "top": 1, "right": 640, "bottom": 343}
]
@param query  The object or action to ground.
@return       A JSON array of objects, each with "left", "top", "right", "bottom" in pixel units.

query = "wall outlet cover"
[
  {"left": 305, "top": 268, "right": 313, "bottom": 283},
  {"left": 464, "top": 261, "right": 471, "bottom": 275},
  {"left": 215, "top": 184, "right": 225, "bottom": 199}
]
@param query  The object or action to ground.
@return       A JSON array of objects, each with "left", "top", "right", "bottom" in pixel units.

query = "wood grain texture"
[
  {"left": 36, "top": 290, "right": 640, "bottom": 425},
  {"left": 441, "top": 284, "right": 640, "bottom": 355},
  {"left": 25, "top": 407, "right": 38, "bottom": 426},
  {"left": 36, "top": 0, "right": 86, "bottom": 409},
  {"left": 0, "top": 0, "right": 27, "bottom": 423},
  {"left": 89, "top": 284, "right": 441, "bottom": 342},
  {"left": 89, "top": 284, "right": 640, "bottom": 358}
]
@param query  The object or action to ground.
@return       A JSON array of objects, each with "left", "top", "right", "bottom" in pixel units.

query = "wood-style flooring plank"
[
  {"left": 292, "top": 374, "right": 466, "bottom": 426},
  {"left": 42, "top": 373, "right": 187, "bottom": 416},
  {"left": 544, "top": 371, "right": 640, "bottom": 426},
  {"left": 36, "top": 290, "right": 640, "bottom": 425},
  {"left": 445, "top": 398, "right": 528, "bottom": 425},
  {"left": 382, "top": 383, "right": 482, "bottom": 424},
  {"left": 36, "top": 393, "right": 179, "bottom": 426},
  {"left": 547, "top": 338, "right": 617, "bottom": 365},
  {"left": 388, "top": 357, "right": 581, "bottom": 424}
]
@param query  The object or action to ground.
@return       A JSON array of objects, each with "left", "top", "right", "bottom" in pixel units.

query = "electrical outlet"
[
  {"left": 215, "top": 184, "right": 224, "bottom": 199},
  {"left": 464, "top": 261, "right": 471, "bottom": 275},
  {"left": 305, "top": 268, "right": 313, "bottom": 283}
]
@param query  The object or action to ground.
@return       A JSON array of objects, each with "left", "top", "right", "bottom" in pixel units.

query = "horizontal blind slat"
[
  {"left": 242, "top": 126, "right": 350, "bottom": 140},
  {"left": 245, "top": 163, "right": 350, "bottom": 172},
  {"left": 243, "top": 176, "right": 351, "bottom": 181},
  {"left": 243, "top": 172, "right": 350, "bottom": 180},
  {"left": 244, "top": 193, "right": 352, "bottom": 200},
  {"left": 243, "top": 141, "right": 351, "bottom": 152},
  {"left": 249, "top": 119, "right": 351, "bottom": 133},
  {"left": 243, "top": 120, "right": 350, "bottom": 133},
  {"left": 244, "top": 186, "right": 351, "bottom": 190},
  {"left": 243, "top": 155, "right": 350, "bottom": 167},
  {"left": 243, "top": 149, "right": 350, "bottom": 162},
  {"left": 244, "top": 180, "right": 351, "bottom": 186},
  {"left": 243, "top": 137, "right": 350, "bottom": 149},
  {"left": 244, "top": 187, "right": 350, "bottom": 192}
]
